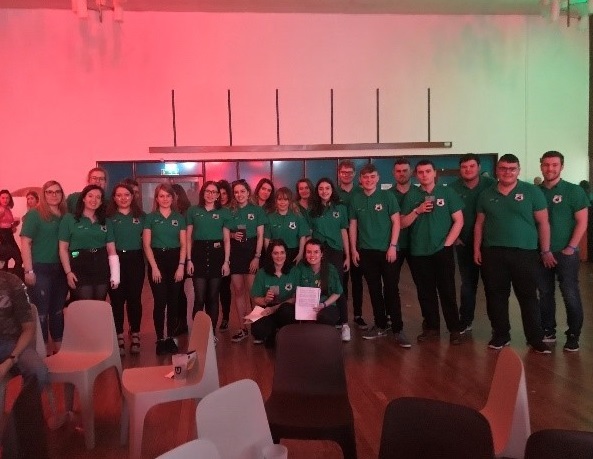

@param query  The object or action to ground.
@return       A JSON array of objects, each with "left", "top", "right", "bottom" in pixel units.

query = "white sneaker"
[{"left": 341, "top": 324, "right": 351, "bottom": 342}]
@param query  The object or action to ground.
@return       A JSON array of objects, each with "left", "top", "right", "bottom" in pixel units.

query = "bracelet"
[
  {"left": 178, "top": 262, "right": 185, "bottom": 266},
  {"left": 389, "top": 243, "right": 397, "bottom": 248},
  {"left": 568, "top": 245, "right": 578, "bottom": 251},
  {"left": 25, "top": 270, "right": 34, "bottom": 275},
  {"left": 65, "top": 271, "right": 72, "bottom": 275},
  {"left": 224, "top": 260, "right": 230, "bottom": 264},
  {"left": 540, "top": 250, "right": 551, "bottom": 256},
  {"left": 413, "top": 208, "right": 420, "bottom": 215},
  {"left": 254, "top": 254, "right": 261, "bottom": 259},
  {"left": 321, "top": 302, "right": 326, "bottom": 308}
]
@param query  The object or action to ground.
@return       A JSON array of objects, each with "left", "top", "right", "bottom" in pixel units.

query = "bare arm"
[
  {"left": 0, "top": 322, "right": 35, "bottom": 380},
  {"left": 386, "top": 212, "right": 400, "bottom": 262},
  {"left": 563, "top": 208, "right": 588, "bottom": 255},
  {"left": 222, "top": 227, "right": 231, "bottom": 276},
  {"left": 444, "top": 210, "right": 463, "bottom": 247},
  {"left": 535, "top": 208, "right": 555, "bottom": 268},
  {"left": 473, "top": 213, "right": 485, "bottom": 265},
  {"left": 186, "top": 225, "right": 194, "bottom": 275},
  {"left": 174, "top": 229, "right": 187, "bottom": 281},
  {"left": 20, "top": 236, "right": 35, "bottom": 286},
  {"left": 143, "top": 229, "right": 161, "bottom": 283},
  {"left": 341, "top": 228, "right": 350, "bottom": 271},
  {"left": 349, "top": 219, "right": 359, "bottom": 266}
]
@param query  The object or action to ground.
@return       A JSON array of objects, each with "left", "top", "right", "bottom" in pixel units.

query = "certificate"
[{"left": 295, "top": 286, "right": 321, "bottom": 320}]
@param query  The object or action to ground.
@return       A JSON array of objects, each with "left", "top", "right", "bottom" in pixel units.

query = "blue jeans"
[
  {"left": 28, "top": 262, "right": 68, "bottom": 343},
  {"left": 0, "top": 341, "right": 49, "bottom": 389},
  {"left": 537, "top": 251, "right": 583, "bottom": 338},
  {"left": 455, "top": 243, "right": 481, "bottom": 327}
]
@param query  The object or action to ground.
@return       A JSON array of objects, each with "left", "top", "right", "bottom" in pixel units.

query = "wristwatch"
[{"left": 9, "top": 354, "right": 18, "bottom": 365}]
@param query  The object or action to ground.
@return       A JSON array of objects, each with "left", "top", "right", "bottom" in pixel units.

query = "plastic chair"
[
  {"left": 122, "top": 311, "right": 219, "bottom": 459},
  {"left": 480, "top": 347, "right": 530, "bottom": 458},
  {"left": 156, "top": 438, "right": 220, "bottom": 459},
  {"left": 525, "top": 429, "right": 593, "bottom": 459},
  {"left": 196, "top": 379, "right": 278, "bottom": 459},
  {"left": 44, "top": 300, "right": 123, "bottom": 450},
  {"left": 264, "top": 323, "right": 356, "bottom": 459},
  {"left": 378, "top": 397, "right": 494, "bottom": 459}
]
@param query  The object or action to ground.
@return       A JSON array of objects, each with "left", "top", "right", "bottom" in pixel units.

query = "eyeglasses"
[
  {"left": 339, "top": 171, "right": 355, "bottom": 176},
  {"left": 204, "top": 190, "right": 219, "bottom": 195},
  {"left": 497, "top": 166, "right": 519, "bottom": 173},
  {"left": 45, "top": 190, "right": 63, "bottom": 196},
  {"left": 90, "top": 176, "right": 106, "bottom": 182}
]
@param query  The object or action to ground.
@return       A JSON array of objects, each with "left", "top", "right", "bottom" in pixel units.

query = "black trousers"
[
  {"left": 343, "top": 261, "right": 364, "bottom": 317},
  {"left": 409, "top": 246, "right": 461, "bottom": 333},
  {"left": 481, "top": 246, "right": 544, "bottom": 343},
  {"left": 108, "top": 249, "right": 145, "bottom": 334},
  {"left": 219, "top": 275, "right": 232, "bottom": 322},
  {"left": 148, "top": 248, "right": 181, "bottom": 340},
  {"left": 323, "top": 245, "right": 348, "bottom": 324},
  {"left": 251, "top": 302, "right": 296, "bottom": 343},
  {"left": 358, "top": 249, "right": 402, "bottom": 331}
]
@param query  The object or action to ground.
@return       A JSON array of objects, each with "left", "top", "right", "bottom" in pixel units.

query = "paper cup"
[{"left": 172, "top": 353, "right": 188, "bottom": 379}]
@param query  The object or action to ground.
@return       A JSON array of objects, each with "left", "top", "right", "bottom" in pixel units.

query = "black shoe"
[
  {"left": 417, "top": 329, "right": 440, "bottom": 342},
  {"left": 564, "top": 335, "right": 579, "bottom": 352},
  {"left": 450, "top": 331, "right": 465, "bottom": 345},
  {"left": 165, "top": 337, "right": 179, "bottom": 354},
  {"left": 219, "top": 319, "right": 229, "bottom": 332},
  {"left": 530, "top": 340, "right": 551, "bottom": 354},
  {"left": 353, "top": 316, "right": 368, "bottom": 330},
  {"left": 488, "top": 336, "right": 510, "bottom": 350},
  {"left": 156, "top": 339, "right": 168, "bottom": 355}
]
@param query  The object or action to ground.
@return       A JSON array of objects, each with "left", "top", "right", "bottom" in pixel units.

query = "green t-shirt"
[
  {"left": 66, "top": 192, "right": 81, "bottom": 214},
  {"left": 109, "top": 212, "right": 145, "bottom": 251},
  {"left": 250, "top": 267, "right": 296, "bottom": 303},
  {"left": 144, "top": 211, "right": 186, "bottom": 249},
  {"left": 392, "top": 186, "right": 411, "bottom": 250},
  {"left": 20, "top": 209, "right": 62, "bottom": 264},
  {"left": 186, "top": 206, "right": 231, "bottom": 241},
  {"left": 292, "top": 263, "right": 343, "bottom": 302},
  {"left": 228, "top": 204, "right": 267, "bottom": 239},
  {"left": 401, "top": 185, "right": 464, "bottom": 256},
  {"left": 476, "top": 180, "right": 547, "bottom": 250},
  {"left": 310, "top": 203, "right": 349, "bottom": 251},
  {"left": 58, "top": 213, "right": 115, "bottom": 250},
  {"left": 349, "top": 188, "right": 400, "bottom": 251},
  {"left": 540, "top": 179, "right": 590, "bottom": 252},
  {"left": 450, "top": 176, "right": 496, "bottom": 244},
  {"left": 264, "top": 211, "right": 310, "bottom": 249},
  {"left": 338, "top": 186, "right": 362, "bottom": 219}
]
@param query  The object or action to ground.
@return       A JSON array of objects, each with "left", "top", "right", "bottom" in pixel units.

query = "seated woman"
[
  {"left": 292, "top": 238, "right": 343, "bottom": 326},
  {"left": 250, "top": 239, "right": 296, "bottom": 347}
]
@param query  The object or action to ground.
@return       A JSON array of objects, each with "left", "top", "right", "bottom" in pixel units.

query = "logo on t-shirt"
[
  {"left": 100, "top": 225, "right": 107, "bottom": 232},
  {"left": 247, "top": 213, "right": 255, "bottom": 220},
  {"left": 212, "top": 214, "right": 220, "bottom": 220},
  {"left": 552, "top": 195, "right": 562, "bottom": 204},
  {"left": 332, "top": 212, "right": 340, "bottom": 218},
  {"left": 172, "top": 220, "right": 179, "bottom": 226},
  {"left": 315, "top": 279, "right": 321, "bottom": 288},
  {"left": 285, "top": 283, "right": 293, "bottom": 291},
  {"left": 288, "top": 221, "right": 297, "bottom": 229},
  {"left": 436, "top": 198, "right": 445, "bottom": 207},
  {"left": 514, "top": 194, "right": 524, "bottom": 202},
  {"left": 132, "top": 218, "right": 140, "bottom": 225},
  {"left": 374, "top": 203, "right": 383, "bottom": 211}
]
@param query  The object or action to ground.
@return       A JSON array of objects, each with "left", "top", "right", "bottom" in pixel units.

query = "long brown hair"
[
  {"left": 37, "top": 180, "right": 66, "bottom": 222},
  {"left": 152, "top": 183, "right": 178, "bottom": 212}
]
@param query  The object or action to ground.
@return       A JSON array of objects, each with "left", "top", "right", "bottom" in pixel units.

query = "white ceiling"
[{"left": 0, "top": 0, "right": 545, "bottom": 16}]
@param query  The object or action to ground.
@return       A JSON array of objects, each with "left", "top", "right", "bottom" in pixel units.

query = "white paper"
[
  {"left": 295, "top": 286, "right": 321, "bottom": 320},
  {"left": 244, "top": 306, "right": 267, "bottom": 324}
]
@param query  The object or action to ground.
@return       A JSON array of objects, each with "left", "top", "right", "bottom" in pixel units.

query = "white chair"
[
  {"left": 196, "top": 379, "right": 279, "bottom": 459},
  {"left": 44, "top": 300, "right": 123, "bottom": 450},
  {"left": 156, "top": 438, "right": 221, "bottom": 459},
  {"left": 122, "top": 311, "right": 219, "bottom": 459},
  {"left": 480, "top": 347, "right": 531, "bottom": 459}
]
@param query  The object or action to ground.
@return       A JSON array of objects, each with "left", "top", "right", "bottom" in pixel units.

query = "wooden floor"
[{"left": 6, "top": 261, "right": 593, "bottom": 458}]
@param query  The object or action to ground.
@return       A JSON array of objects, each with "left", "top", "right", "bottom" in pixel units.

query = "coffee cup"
[{"left": 172, "top": 353, "right": 189, "bottom": 379}]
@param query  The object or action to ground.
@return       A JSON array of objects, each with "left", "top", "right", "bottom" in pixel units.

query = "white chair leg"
[
  {"left": 120, "top": 397, "right": 129, "bottom": 446},
  {"left": 64, "top": 382, "right": 75, "bottom": 412},
  {"left": 78, "top": 384, "right": 96, "bottom": 450},
  {"left": 129, "top": 402, "right": 150, "bottom": 459}
]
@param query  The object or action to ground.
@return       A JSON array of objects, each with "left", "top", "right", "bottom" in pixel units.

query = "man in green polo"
[
  {"left": 401, "top": 159, "right": 465, "bottom": 345},
  {"left": 66, "top": 167, "right": 108, "bottom": 213},
  {"left": 474, "top": 153, "right": 551, "bottom": 353},
  {"left": 536, "top": 150, "right": 589, "bottom": 352}
]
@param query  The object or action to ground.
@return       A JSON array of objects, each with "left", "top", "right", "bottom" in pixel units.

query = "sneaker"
[
  {"left": 488, "top": 336, "right": 510, "bottom": 350},
  {"left": 450, "top": 331, "right": 465, "bottom": 345},
  {"left": 564, "top": 335, "right": 579, "bottom": 352},
  {"left": 362, "top": 326, "right": 389, "bottom": 340},
  {"left": 130, "top": 333, "right": 140, "bottom": 355},
  {"left": 530, "top": 340, "right": 552, "bottom": 354},
  {"left": 231, "top": 328, "right": 249, "bottom": 343},
  {"left": 386, "top": 315, "right": 392, "bottom": 327},
  {"left": 543, "top": 333, "right": 557, "bottom": 343},
  {"left": 165, "top": 337, "right": 179, "bottom": 354},
  {"left": 219, "top": 319, "right": 229, "bottom": 332},
  {"left": 156, "top": 339, "right": 168, "bottom": 356},
  {"left": 117, "top": 334, "right": 125, "bottom": 356},
  {"left": 341, "top": 324, "right": 351, "bottom": 342},
  {"left": 353, "top": 316, "right": 368, "bottom": 330},
  {"left": 213, "top": 336, "right": 219, "bottom": 346},
  {"left": 417, "top": 329, "right": 440, "bottom": 342},
  {"left": 394, "top": 331, "right": 412, "bottom": 348},
  {"left": 461, "top": 323, "right": 473, "bottom": 333}
]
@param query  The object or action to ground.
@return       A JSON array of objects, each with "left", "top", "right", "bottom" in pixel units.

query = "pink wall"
[{"left": 0, "top": 9, "right": 588, "bottom": 194}]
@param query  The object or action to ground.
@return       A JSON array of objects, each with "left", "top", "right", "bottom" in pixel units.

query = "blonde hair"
[{"left": 37, "top": 180, "right": 66, "bottom": 221}]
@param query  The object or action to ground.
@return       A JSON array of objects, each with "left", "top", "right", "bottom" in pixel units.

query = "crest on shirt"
[
  {"left": 315, "top": 280, "right": 321, "bottom": 288},
  {"left": 288, "top": 221, "right": 297, "bottom": 229},
  {"left": 247, "top": 213, "right": 255, "bottom": 220},
  {"left": 132, "top": 218, "right": 140, "bottom": 224},
  {"left": 212, "top": 214, "right": 220, "bottom": 220},
  {"left": 436, "top": 198, "right": 445, "bottom": 207},
  {"left": 514, "top": 194, "right": 524, "bottom": 202},
  {"left": 172, "top": 220, "right": 179, "bottom": 226},
  {"left": 374, "top": 203, "right": 383, "bottom": 211},
  {"left": 552, "top": 195, "right": 562, "bottom": 204},
  {"left": 333, "top": 211, "right": 340, "bottom": 218},
  {"left": 285, "top": 283, "right": 293, "bottom": 291},
  {"left": 100, "top": 225, "right": 107, "bottom": 232}
]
